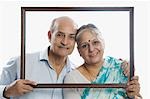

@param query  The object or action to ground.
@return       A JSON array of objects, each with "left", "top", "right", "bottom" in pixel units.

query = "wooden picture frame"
[{"left": 21, "top": 7, "right": 134, "bottom": 88}]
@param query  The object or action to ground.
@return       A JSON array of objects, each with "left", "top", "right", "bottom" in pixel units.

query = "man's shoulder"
[
  {"left": 26, "top": 51, "right": 40, "bottom": 57},
  {"left": 25, "top": 52, "right": 41, "bottom": 61},
  {"left": 4, "top": 56, "right": 19, "bottom": 67}
]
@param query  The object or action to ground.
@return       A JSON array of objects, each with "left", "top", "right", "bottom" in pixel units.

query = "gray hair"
[
  {"left": 76, "top": 24, "right": 105, "bottom": 49},
  {"left": 50, "top": 18, "right": 57, "bottom": 33}
]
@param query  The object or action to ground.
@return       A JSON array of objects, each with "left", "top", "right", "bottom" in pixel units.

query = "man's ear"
[{"left": 48, "top": 31, "right": 51, "bottom": 41}]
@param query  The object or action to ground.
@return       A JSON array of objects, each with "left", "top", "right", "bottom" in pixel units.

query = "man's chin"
[
  {"left": 56, "top": 48, "right": 73, "bottom": 57},
  {"left": 57, "top": 52, "right": 69, "bottom": 57}
]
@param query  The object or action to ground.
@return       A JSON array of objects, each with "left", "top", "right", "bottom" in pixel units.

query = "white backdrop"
[
  {"left": 25, "top": 11, "right": 129, "bottom": 66},
  {"left": 0, "top": 1, "right": 149, "bottom": 98}
]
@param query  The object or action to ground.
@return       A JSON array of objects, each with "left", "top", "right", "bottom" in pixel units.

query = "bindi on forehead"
[{"left": 88, "top": 40, "right": 91, "bottom": 42}]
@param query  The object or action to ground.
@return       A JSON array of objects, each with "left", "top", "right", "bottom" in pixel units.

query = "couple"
[{"left": 0, "top": 16, "right": 141, "bottom": 99}]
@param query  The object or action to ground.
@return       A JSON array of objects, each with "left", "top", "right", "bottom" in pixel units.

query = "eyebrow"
[
  {"left": 78, "top": 41, "right": 88, "bottom": 46},
  {"left": 57, "top": 31, "right": 76, "bottom": 35},
  {"left": 57, "top": 31, "right": 65, "bottom": 34}
]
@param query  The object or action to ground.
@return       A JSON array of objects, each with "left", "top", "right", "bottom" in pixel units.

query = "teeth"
[
  {"left": 90, "top": 54, "right": 95, "bottom": 57},
  {"left": 90, "top": 52, "right": 98, "bottom": 57}
]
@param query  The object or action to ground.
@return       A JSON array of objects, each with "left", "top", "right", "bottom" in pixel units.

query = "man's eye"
[
  {"left": 57, "top": 33, "right": 61, "bottom": 36},
  {"left": 56, "top": 33, "right": 64, "bottom": 37},
  {"left": 70, "top": 35, "right": 75, "bottom": 39}
]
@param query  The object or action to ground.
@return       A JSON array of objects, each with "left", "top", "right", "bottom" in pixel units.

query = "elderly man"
[{"left": 0, "top": 16, "right": 77, "bottom": 99}]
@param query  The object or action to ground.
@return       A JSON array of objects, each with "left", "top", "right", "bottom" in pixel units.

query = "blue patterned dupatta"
[{"left": 81, "top": 56, "right": 128, "bottom": 99}]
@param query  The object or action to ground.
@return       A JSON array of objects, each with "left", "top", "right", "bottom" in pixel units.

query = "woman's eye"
[
  {"left": 93, "top": 41, "right": 100, "bottom": 45},
  {"left": 81, "top": 44, "right": 88, "bottom": 48}
]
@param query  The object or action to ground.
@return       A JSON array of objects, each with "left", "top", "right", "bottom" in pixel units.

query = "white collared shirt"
[{"left": 0, "top": 46, "right": 75, "bottom": 99}]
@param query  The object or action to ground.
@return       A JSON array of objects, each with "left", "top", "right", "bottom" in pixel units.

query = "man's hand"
[
  {"left": 121, "top": 60, "right": 130, "bottom": 77},
  {"left": 3, "top": 79, "right": 37, "bottom": 98},
  {"left": 126, "top": 76, "right": 142, "bottom": 98}
]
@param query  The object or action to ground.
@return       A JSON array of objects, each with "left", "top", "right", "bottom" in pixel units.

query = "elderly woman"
[{"left": 64, "top": 24, "right": 142, "bottom": 99}]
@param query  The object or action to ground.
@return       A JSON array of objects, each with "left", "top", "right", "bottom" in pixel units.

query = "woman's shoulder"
[
  {"left": 104, "top": 56, "right": 122, "bottom": 68},
  {"left": 64, "top": 69, "right": 81, "bottom": 83},
  {"left": 105, "top": 56, "right": 120, "bottom": 62},
  {"left": 67, "top": 69, "right": 80, "bottom": 76}
]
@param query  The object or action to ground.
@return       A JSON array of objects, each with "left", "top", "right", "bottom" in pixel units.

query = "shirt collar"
[
  {"left": 65, "top": 58, "right": 74, "bottom": 73},
  {"left": 39, "top": 46, "right": 50, "bottom": 61},
  {"left": 39, "top": 46, "right": 73, "bottom": 72}
]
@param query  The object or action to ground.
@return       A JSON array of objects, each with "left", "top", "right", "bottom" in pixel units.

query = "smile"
[{"left": 89, "top": 52, "right": 98, "bottom": 57}]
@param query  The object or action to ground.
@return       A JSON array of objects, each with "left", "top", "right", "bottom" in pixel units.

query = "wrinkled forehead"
[
  {"left": 54, "top": 20, "right": 77, "bottom": 34},
  {"left": 56, "top": 17, "right": 77, "bottom": 29}
]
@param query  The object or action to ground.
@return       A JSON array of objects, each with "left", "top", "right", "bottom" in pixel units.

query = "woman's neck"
[
  {"left": 84, "top": 59, "right": 104, "bottom": 71},
  {"left": 81, "top": 60, "right": 104, "bottom": 82}
]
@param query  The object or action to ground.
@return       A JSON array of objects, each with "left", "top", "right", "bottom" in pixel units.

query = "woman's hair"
[{"left": 76, "top": 24, "right": 105, "bottom": 49}]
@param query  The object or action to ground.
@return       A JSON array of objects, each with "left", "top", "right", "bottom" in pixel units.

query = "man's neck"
[{"left": 48, "top": 50, "right": 67, "bottom": 77}]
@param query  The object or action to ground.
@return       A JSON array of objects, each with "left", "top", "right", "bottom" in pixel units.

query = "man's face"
[{"left": 49, "top": 20, "right": 77, "bottom": 57}]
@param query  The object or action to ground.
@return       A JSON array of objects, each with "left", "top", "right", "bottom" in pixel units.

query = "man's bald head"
[{"left": 50, "top": 16, "right": 77, "bottom": 33}]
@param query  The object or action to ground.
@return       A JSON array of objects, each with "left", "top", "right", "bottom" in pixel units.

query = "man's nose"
[{"left": 61, "top": 36, "right": 68, "bottom": 46}]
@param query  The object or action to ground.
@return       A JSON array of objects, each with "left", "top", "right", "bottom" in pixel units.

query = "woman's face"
[{"left": 77, "top": 30, "right": 104, "bottom": 65}]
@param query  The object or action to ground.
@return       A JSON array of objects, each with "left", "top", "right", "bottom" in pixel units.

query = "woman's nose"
[{"left": 89, "top": 43, "right": 94, "bottom": 52}]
